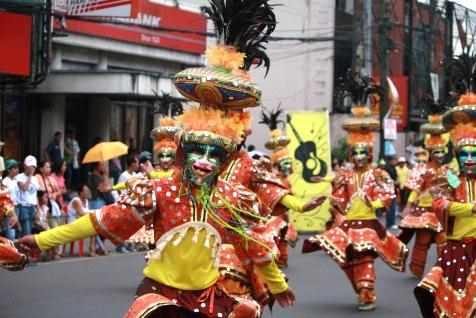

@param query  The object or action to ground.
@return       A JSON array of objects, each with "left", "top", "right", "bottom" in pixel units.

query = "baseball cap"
[
  {"left": 5, "top": 159, "right": 19, "bottom": 170},
  {"left": 398, "top": 156, "right": 406, "bottom": 163},
  {"left": 139, "top": 151, "right": 152, "bottom": 164},
  {"left": 24, "top": 155, "right": 37, "bottom": 167}
]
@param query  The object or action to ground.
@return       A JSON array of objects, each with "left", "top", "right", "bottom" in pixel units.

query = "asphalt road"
[{"left": 0, "top": 239, "right": 429, "bottom": 318}]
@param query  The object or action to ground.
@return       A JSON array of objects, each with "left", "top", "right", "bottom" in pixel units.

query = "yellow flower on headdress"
[{"left": 206, "top": 46, "right": 246, "bottom": 71}]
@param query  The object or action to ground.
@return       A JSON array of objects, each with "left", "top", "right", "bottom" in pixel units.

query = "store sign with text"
[{"left": 58, "top": 0, "right": 206, "bottom": 54}]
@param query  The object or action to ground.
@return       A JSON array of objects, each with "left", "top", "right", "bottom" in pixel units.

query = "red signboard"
[
  {"left": 59, "top": 0, "right": 206, "bottom": 54},
  {"left": 0, "top": 12, "right": 32, "bottom": 77}
]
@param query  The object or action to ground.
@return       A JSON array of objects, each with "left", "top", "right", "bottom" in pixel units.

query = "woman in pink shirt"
[
  {"left": 52, "top": 160, "right": 67, "bottom": 213},
  {"left": 36, "top": 161, "right": 63, "bottom": 259}
]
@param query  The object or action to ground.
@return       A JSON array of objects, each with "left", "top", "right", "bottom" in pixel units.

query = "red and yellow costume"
[
  {"left": 415, "top": 94, "right": 476, "bottom": 318},
  {"left": 127, "top": 117, "right": 181, "bottom": 247},
  {"left": 29, "top": 1, "right": 292, "bottom": 316},
  {"left": 149, "top": 117, "right": 180, "bottom": 180},
  {"left": 303, "top": 106, "right": 408, "bottom": 310},
  {"left": 398, "top": 115, "right": 449, "bottom": 278},
  {"left": 0, "top": 187, "right": 27, "bottom": 271},
  {"left": 262, "top": 120, "right": 298, "bottom": 267},
  {"left": 34, "top": 153, "right": 287, "bottom": 318}
]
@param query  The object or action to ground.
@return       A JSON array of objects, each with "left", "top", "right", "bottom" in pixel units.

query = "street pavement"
[{"left": 0, "top": 238, "right": 430, "bottom": 318}]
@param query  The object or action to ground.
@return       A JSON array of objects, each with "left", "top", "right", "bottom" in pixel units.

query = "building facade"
[{"left": 0, "top": 0, "right": 206, "bottom": 167}]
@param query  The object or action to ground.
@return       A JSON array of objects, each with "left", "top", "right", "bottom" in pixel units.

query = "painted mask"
[
  {"left": 415, "top": 148, "right": 429, "bottom": 164},
  {"left": 457, "top": 145, "right": 476, "bottom": 177},
  {"left": 278, "top": 157, "right": 293, "bottom": 177},
  {"left": 157, "top": 149, "right": 176, "bottom": 170},
  {"left": 429, "top": 146, "right": 448, "bottom": 165},
  {"left": 351, "top": 144, "right": 370, "bottom": 168},
  {"left": 182, "top": 142, "right": 228, "bottom": 187}
]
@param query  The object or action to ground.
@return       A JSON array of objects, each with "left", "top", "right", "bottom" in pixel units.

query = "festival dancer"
[
  {"left": 17, "top": 1, "right": 296, "bottom": 317},
  {"left": 0, "top": 185, "right": 27, "bottom": 271},
  {"left": 302, "top": 105, "right": 408, "bottom": 311},
  {"left": 259, "top": 108, "right": 305, "bottom": 267},
  {"left": 149, "top": 117, "right": 181, "bottom": 180},
  {"left": 414, "top": 92, "right": 476, "bottom": 318},
  {"left": 126, "top": 117, "right": 182, "bottom": 249},
  {"left": 399, "top": 114, "right": 450, "bottom": 279}
]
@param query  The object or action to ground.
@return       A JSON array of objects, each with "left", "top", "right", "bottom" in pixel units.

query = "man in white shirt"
[
  {"left": 118, "top": 155, "right": 139, "bottom": 184},
  {"left": 15, "top": 155, "right": 39, "bottom": 236}
]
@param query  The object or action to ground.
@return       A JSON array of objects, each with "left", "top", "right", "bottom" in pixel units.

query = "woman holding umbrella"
[
  {"left": 83, "top": 141, "right": 129, "bottom": 210},
  {"left": 84, "top": 141, "right": 128, "bottom": 255}
]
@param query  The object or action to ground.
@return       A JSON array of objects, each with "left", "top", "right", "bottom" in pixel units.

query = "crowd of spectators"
[{"left": 0, "top": 131, "right": 150, "bottom": 262}]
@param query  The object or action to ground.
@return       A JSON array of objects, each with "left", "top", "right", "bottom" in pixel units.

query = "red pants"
[
  {"left": 342, "top": 254, "right": 376, "bottom": 304},
  {"left": 277, "top": 239, "right": 288, "bottom": 267},
  {"left": 409, "top": 230, "right": 434, "bottom": 279}
]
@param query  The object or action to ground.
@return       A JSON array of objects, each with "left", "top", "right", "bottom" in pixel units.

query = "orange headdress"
[
  {"left": 260, "top": 108, "right": 291, "bottom": 164},
  {"left": 442, "top": 93, "right": 476, "bottom": 148},
  {"left": 177, "top": 106, "right": 251, "bottom": 153},
  {"left": 267, "top": 130, "right": 291, "bottom": 164},
  {"left": 151, "top": 117, "right": 181, "bottom": 154},
  {"left": 421, "top": 115, "right": 449, "bottom": 150},
  {"left": 342, "top": 106, "right": 379, "bottom": 148}
]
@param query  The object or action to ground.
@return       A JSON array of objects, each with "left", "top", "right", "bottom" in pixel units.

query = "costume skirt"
[
  {"left": 415, "top": 239, "right": 476, "bottom": 318},
  {"left": 303, "top": 219, "right": 408, "bottom": 272}
]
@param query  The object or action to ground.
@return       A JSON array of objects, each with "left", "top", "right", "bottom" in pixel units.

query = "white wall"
[
  {"left": 153, "top": 0, "right": 337, "bottom": 152},
  {"left": 247, "top": 0, "right": 336, "bottom": 151}
]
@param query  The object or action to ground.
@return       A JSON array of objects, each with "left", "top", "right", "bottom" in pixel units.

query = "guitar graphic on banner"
[{"left": 287, "top": 114, "right": 328, "bottom": 183}]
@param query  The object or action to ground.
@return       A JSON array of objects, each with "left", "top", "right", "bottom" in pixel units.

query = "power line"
[{"left": 59, "top": 15, "right": 355, "bottom": 43}]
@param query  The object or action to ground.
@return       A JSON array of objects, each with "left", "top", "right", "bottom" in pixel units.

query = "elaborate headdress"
[
  {"left": 178, "top": 106, "right": 251, "bottom": 153},
  {"left": 151, "top": 117, "right": 181, "bottom": 154},
  {"left": 260, "top": 107, "right": 290, "bottom": 164},
  {"left": 174, "top": 0, "right": 276, "bottom": 153},
  {"left": 421, "top": 115, "right": 449, "bottom": 150},
  {"left": 442, "top": 93, "right": 476, "bottom": 148},
  {"left": 342, "top": 106, "right": 380, "bottom": 148},
  {"left": 339, "top": 72, "right": 380, "bottom": 148},
  {"left": 442, "top": 53, "right": 476, "bottom": 148}
]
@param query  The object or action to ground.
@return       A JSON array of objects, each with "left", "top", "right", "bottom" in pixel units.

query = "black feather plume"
[
  {"left": 419, "top": 95, "right": 451, "bottom": 116},
  {"left": 446, "top": 53, "right": 476, "bottom": 94},
  {"left": 152, "top": 91, "right": 184, "bottom": 117},
  {"left": 203, "top": 0, "right": 277, "bottom": 74},
  {"left": 260, "top": 106, "right": 283, "bottom": 130},
  {"left": 336, "top": 70, "right": 382, "bottom": 106}
]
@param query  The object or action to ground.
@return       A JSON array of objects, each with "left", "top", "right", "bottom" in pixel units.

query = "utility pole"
[
  {"left": 378, "top": 1, "right": 393, "bottom": 160},
  {"left": 407, "top": 0, "right": 414, "bottom": 131},
  {"left": 364, "top": 0, "right": 373, "bottom": 77},
  {"left": 444, "top": 1, "right": 454, "bottom": 98}
]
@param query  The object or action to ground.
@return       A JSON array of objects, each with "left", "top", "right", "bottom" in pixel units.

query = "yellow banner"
[{"left": 286, "top": 111, "right": 332, "bottom": 233}]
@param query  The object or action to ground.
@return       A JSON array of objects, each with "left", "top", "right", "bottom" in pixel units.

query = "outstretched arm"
[
  {"left": 35, "top": 214, "right": 97, "bottom": 251},
  {"left": 19, "top": 178, "right": 155, "bottom": 251}
]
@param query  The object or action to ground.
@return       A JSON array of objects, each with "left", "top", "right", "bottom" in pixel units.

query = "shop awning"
[{"left": 30, "top": 71, "right": 179, "bottom": 97}]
